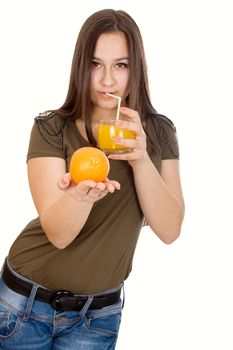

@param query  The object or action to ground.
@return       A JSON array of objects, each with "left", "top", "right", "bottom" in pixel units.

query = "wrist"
[
  {"left": 62, "top": 190, "right": 93, "bottom": 208},
  {"left": 129, "top": 152, "right": 151, "bottom": 169}
]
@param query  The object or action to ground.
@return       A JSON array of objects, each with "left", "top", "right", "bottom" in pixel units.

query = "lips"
[{"left": 99, "top": 92, "right": 118, "bottom": 97}]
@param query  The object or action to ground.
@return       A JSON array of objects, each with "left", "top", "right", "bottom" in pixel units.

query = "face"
[{"left": 90, "top": 32, "right": 130, "bottom": 120}]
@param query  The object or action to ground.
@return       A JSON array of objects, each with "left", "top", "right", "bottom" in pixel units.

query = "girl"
[{"left": 0, "top": 9, "right": 185, "bottom": 350}]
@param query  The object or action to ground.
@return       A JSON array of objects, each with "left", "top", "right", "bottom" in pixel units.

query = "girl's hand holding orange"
[
  {"left": 57, "top": 147, "right": 120, "bottom": 203},
  {"left": 57, "top": 175, "right": 120, "bottom": 204},
  {"left": 108, "top": 107, "right": 149, "bottom": 166}
]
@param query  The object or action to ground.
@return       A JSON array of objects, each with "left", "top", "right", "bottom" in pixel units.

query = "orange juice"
[{"left": 98, "top": 120, "right": 136, "bottom": 154}]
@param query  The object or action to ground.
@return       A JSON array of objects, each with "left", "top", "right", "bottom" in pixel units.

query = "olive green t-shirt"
[{"left": 8, "top": 111, "right": 179, "bottom": 294}]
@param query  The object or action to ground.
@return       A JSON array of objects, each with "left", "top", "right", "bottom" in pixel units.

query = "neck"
[{"left": 91, "top": 106, "right": 117, "bottom": 123}]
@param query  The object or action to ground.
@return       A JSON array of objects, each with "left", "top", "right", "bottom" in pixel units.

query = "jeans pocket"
[
  {"left": 0, "top": 301, "right": 21, "bottom": 339},
  {"left": 85, "top": 302, "right": 122, "bottom": 337}
]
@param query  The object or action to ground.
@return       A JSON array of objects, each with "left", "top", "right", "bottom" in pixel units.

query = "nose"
[{"left": 100, "top": 67, "right": 115, "bottom": 87}]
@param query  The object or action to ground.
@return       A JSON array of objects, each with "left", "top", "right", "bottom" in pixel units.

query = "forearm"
[
  {"left": 40, "top": 192, "right": 93, "bottom": 249},
  {"left": 132, "top": 156, "right": 184, "bottom": 243}
]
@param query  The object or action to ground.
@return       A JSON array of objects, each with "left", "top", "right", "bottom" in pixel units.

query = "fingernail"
[{"left": 116, "top": 120, "right": 123, "bottom": 126}]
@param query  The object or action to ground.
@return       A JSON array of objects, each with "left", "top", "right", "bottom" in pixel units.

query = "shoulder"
[
  {"left": 156, "top": 114, "right": 177, "bottom": 132},
  {"left": 146, "top": 113, "right": 178, "bottom": 141},
  {"left": 35, "top": 110, "right": 55, "bottom": 120},
  {"left": 146, "top": 113, "right": 179, "bottom": 159},
  {"left": 147, "top": 113, "right": 177, "bottom": 132},
  {"left": 34, "top": 110, "right": 66, "bottom": 132},
  {"left": 30, "top": 110, "right": 66, "bottom": 152}
]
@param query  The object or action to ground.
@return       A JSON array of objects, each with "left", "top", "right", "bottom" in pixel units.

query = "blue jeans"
[{"left": 0, "top": 267, "right": 123, "bottom": 349}]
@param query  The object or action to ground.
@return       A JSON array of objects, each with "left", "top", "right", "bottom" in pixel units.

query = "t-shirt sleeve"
[
  {"left": 157, "top": 114, "right": 180, "bottom": 160},
  {"left": 27, "top": 111, "right": 66, "bottom": 162}
]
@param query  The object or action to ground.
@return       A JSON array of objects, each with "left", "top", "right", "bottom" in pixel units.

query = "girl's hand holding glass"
[{"left": 108, "top": 106, "right": 148, "bottom": 166}]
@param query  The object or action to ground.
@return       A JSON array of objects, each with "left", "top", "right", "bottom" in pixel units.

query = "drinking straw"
[{"left": 106, "top": 93, "right": 121, "bottom": 121}]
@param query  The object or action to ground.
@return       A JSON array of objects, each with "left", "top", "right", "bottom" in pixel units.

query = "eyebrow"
[{"left": 93, "top": 56, "right": 129, "bottom": 61}]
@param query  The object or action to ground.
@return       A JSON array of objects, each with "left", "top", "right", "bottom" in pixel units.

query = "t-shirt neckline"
[{"left": 72, "top": 119, "right": 92, "bottom": 146}]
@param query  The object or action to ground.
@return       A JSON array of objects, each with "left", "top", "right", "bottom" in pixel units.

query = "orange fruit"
[{"left": 69, "top": 147, "right": 110, "bottom": 184}]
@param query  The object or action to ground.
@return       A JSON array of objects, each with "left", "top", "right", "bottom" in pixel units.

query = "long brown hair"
[{"left": 54, "top": 9, "right": 157, "bottom": 146}]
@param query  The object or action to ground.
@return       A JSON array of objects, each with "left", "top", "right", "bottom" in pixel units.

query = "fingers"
[
  {"left": 57, "top": 173, "right": 72, "bottom": 189},
  {"left": 78, "top": 180, "right": 97, "bottom": 196},
  {"left": 120, "top": 106, "right": 141, "bottom": 123},
  {"left": 78, "top": 179, "right": 121, "bottom": 203},
  {"left": 86, "top": 182, "right": 106, "bottom": 196},
  {"left": 115, "top": 119, "right": 144, "bottom": 135},
  {"left": 104, "top": 178, "right": 121, "bottom": 191},
  {"left": 87, "top": 180, "right": 120, "bottom": 195},
  {"left": 113, "top": 134, "right": 145, "bottom": 149}
]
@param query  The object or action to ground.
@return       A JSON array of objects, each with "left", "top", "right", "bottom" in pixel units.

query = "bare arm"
[
  {"left": 27, "top": 157, "right": 120, "bottom": 249},
  {"left": 131, "top": 158, "right": 184, "bottom": 243},
  {"left": 108, "top": 107, "right": 185, "bottom": 243}
]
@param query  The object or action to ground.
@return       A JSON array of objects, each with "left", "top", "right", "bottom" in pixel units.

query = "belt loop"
[
  {"left": 121, "top": 282, "right": 125, "bottom": 309},
  {"left": 22, "top": 284, "right": 39, "bottom": 321},
  {"left": 79, "top": 296, "right": 94, "bottom": 318}
]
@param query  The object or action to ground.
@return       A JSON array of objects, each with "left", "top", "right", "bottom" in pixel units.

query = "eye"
[
  {"left": 115, "top": 63, "right": 129, "bottom": 69},
  {"left": 92, "top": 60, "right": 101, "bottom": 68}
]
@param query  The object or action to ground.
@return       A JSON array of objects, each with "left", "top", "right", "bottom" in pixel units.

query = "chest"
[{"left": 75, "top": 119, "right": 98, "bottom": 142}]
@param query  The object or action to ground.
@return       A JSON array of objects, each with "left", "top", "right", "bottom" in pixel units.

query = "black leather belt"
[{"left": 2, "top": 262, "right": 121, "bottom": 311}]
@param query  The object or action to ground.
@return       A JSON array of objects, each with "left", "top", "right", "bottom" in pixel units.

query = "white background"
[{"left": 0, "top": 0, "right": 232, "bottom": 349}]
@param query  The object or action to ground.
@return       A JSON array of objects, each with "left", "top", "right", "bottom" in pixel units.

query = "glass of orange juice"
[{"left": 98, "top": 120, "right": 136, "bottom": 154}]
